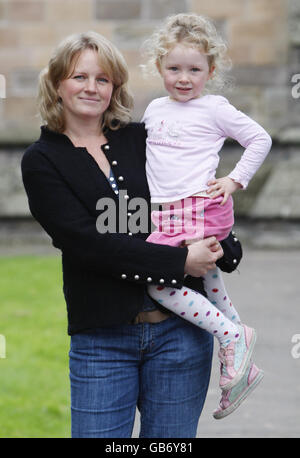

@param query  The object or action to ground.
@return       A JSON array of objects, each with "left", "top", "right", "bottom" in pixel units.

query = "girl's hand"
[{"left": 206, "top": 176, "right": 242, "bottom": 205}]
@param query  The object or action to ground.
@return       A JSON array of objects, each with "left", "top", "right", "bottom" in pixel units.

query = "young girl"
[{"left": 141, "top": 13, "right": 272, "bottom": 419}]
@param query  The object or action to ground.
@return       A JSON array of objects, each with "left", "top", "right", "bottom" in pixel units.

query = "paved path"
[{"left": 133, "top": 248, "right": 300, "bottom": 438}]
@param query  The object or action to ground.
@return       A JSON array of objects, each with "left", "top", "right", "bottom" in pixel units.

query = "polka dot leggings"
[{"left": 148, "top": 267, "right": 241, "bottom": 347}]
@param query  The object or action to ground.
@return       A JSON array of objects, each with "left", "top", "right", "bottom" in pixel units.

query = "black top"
[
  {"left": 106, "top": 167, "right": 157, "bottom": 312},
  {"left": 21, "top": 123, "right": 206, "bottom": 335}
]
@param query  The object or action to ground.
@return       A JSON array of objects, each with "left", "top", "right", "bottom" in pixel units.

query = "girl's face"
[
  {"left": 159, "top": 44, "right": 214, "bottom": 102},
  {"left": 57, "top": 48, "right": 113, "bottom": 125}
]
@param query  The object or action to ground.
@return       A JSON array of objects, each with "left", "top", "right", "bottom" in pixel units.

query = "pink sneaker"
[
  {"left": 213, "top": 362, "right": 264, "bottom": 420},
  {"left": 219, "top": 324, "right": 256, "bottom": 390}
]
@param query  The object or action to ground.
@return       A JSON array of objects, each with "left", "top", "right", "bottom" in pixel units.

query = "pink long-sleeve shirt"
[{"left": 142, "top": 95, "right": 272, "bottom": 203}]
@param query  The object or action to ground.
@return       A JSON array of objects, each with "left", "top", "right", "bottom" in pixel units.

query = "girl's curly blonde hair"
[
  {"left": 141, "top": 13, "right": 232, "bottom": 93},
  {"left": 38, "top": 31, "right": 133, "bottom": 133}
]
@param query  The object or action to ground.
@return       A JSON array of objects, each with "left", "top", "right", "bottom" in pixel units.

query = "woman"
[{"left": 21, "top": 31, "right": 225, "bottom": 438}]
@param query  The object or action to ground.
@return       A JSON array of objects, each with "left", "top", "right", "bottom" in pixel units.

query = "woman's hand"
[
  {"left": 206, "top": 176, "right": 242, "bottom": 205},
  {"left": 184, "top": 237, "right": 223, "bottom": 277}
]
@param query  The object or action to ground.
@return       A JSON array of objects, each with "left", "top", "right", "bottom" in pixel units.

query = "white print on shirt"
[{"left": 148, "top": 119, "right": 183, "bottom": 147}]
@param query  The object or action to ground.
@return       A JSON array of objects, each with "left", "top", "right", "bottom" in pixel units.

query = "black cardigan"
[{"left": 21, "top": 123, "right": 207, "bottom": 335}]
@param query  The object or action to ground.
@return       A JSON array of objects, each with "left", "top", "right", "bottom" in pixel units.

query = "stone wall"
[
  {"left": 0, "top": 0, "right": 298, "bottom": 142},
  {"left": 0, "top": 0, "right": 300, "bottom": 221}
]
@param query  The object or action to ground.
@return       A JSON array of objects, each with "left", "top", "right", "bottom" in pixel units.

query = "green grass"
[{"left": 0, "top": 256, "right": 70, "bottom": 438}]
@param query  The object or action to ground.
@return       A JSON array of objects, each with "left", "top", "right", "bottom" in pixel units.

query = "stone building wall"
[
  {"left": 0, "top": 0, "right": 300, "bottom": 221},
  {"left": 0, "top": 0, "right": 298, "bottom": 143}
]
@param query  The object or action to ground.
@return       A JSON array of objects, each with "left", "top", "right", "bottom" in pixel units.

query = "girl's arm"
[{"left": 22, "top": 148, "right": 221, "bottom": 286}]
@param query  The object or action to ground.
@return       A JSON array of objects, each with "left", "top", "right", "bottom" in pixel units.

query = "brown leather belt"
[{"left": 131, "top": 309, "right": 170, "bottom": 324}]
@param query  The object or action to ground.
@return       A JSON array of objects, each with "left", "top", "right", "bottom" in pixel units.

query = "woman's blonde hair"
[
  {"left": 38, "top": 31, "right": 133, "bottom": 132},
  {"left": 141, "top": 13, "right": 232, "bottom": 93}
]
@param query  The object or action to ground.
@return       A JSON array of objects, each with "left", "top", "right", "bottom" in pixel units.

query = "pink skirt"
[{"left": 147, "top": 195, "right": 234, "bottom": 247}]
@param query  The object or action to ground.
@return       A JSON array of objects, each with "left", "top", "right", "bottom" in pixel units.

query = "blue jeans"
[{"left": 69, "top": 315, "right": 213, "bottom": 438}]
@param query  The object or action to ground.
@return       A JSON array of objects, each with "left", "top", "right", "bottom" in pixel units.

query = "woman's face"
[{"left": 57, "top": 48, "right": 113, "bottom": 126}]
